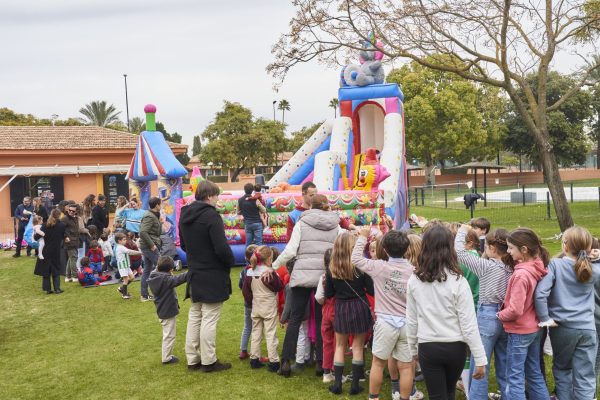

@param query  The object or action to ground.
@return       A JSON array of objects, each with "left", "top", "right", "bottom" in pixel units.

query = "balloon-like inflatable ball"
[{"left": 144, "top": 104, "right": 157, "bottom": 113}]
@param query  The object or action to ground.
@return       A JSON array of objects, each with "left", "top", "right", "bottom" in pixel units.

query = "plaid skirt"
[{"left": 333, "top": 297, "right": 373, "bottom": 334}]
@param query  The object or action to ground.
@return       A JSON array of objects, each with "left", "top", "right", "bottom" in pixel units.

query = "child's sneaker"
[
  {"left": 488, "top": 393, "right": 501, "bottom": 400},
  {"left": 249, "top": 358, "right": 264, "bottom": 369},
  {"left": 322, "top": 372, "right": 335, "bottom": 383},
  {"left": 122, "top": 293, "right": 132, "bottom": 299},
  {"left": 117, "top": 286, "right": 124, "bottom": 295},
  {"left": 267, "top": 362, "right": 280, "bottom": 373},
  {"left": 239, "top": 350, "right": 249, "bottom": 360},
  {"left": 411, "top": 390, "right": 424, "bottom": 400}
]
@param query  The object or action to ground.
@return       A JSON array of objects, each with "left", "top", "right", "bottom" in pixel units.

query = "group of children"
[{"left": 232, "top": 214, "right": 600, "bottom": 400}]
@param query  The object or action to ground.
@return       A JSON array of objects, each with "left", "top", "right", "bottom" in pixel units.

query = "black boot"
[
  {"left": 315, "top": 360, "right": 324, "bottom": 376},
  {"left": 268, "top": 361, "right": 280, "bottom": 372},
  {"left": 329, "top": 364, "right": 344, "bottom": 395},
  {"left": 278, "top": 359, "right": 291, "bottom": 377},
  {"left": 349, "top": 362, "right": 364, "bottom": 395}
]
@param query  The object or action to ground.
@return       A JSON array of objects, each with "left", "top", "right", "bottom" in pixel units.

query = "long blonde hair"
[
  {"left": 562, "top": 226, "right": 593, "bottom": 283},
  {"left": 329, "top": 232, "right": 357, "bottom": 280},
  {"left": 405, "top": 234, "right": 422, "bottom": 267}
]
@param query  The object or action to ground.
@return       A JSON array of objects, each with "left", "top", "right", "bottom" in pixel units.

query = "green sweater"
[{"left": 460, "top": 250, "right": 480, "bottom": 310}]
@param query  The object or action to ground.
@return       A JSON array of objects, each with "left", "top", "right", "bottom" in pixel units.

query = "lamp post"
[
  {"left": 123, "top": 74, "right": 130, "bottom": 132},
  {"left": 272, "top": 100, "right": 277, "bottom": 121}
]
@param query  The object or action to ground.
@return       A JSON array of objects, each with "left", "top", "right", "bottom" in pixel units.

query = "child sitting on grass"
[
  {"left": 77, "top": 256, "right": 110, "bottom": 286},
  {"left": 115, "top": 232, "right": 142, "bottom": 299},
  {"left": 242, "top": 245, "right": 284, "bottom": 372},
  {"left": 148, "top": 256, "right": 188, "bottom": 365},
  {"left": 86, "top": 240, "right": 104, "bottom": 276}
]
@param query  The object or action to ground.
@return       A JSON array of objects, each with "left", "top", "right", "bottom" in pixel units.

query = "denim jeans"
[
  {"left": 468, "top": 304, "right": 508, "bottom": 400},
  {"left": 240, "top": 305, "right": 252, "bottom": 351},
  {"left": 505, "top": 329, "right": 550, "bottom": 400},
  {"left": 141, "top": 248, "right": 159, "bottom": 298},
  {"left": 549, "top": 325, "right": 597, "bottom": 400},
  {"left": 245, "top": 222, "right": 263, "bottom": 246}
]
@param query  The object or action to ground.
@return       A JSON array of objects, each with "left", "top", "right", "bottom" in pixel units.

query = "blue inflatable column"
[{"left": 158, "top": 177, "right": 182, "bottom": 241}]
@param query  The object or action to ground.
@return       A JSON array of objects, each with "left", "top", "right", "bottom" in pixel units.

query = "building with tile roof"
[{"left": 0, "top": 126, "right": 188, "bottom": 241}]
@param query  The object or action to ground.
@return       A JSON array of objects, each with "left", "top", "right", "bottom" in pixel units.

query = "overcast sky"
[{"left": 0, "top": 0, "right": 367, "bottom": 148}]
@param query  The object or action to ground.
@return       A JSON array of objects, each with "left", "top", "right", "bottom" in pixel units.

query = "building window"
[
  {"left": 103, "top": 174, "right": 129, "bottom": 212},
  {"left": 9, "top": 176, "right": 64, "bottom": 216}
]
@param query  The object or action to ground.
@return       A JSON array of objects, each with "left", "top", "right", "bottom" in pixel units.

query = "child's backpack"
[{"left": 24, "top": 218, "right": 39, "bottom": 249}]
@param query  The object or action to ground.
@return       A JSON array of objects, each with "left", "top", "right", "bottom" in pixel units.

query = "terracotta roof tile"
[{"left": 0, "top": 126, "right": 188, "bottom": 151}]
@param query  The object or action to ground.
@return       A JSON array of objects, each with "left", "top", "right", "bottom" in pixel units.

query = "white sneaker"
[
  {"left": 322, "top": 372, "right": 334, "bottom": 383},
  {"left": 392, "top": 392, "right": 401, "bottom": 400},
  {"left": 410, "top": 390, "right": 424, "bottom": 400},
  {"left": 65, "top": 277, "right": 70, "bottom": 283}
]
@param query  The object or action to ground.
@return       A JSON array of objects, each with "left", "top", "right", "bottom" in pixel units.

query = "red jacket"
[
  {"left": 87, "top": 248, "right": 104, "bottom": 264},
  {"left": 498, "top": 258, "right": 547, "bottom": 334}
]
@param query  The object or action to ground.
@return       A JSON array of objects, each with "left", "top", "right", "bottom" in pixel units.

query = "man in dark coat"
[
  {"left": 13, "top": 196, "right": 33, "bottom": 257},
  {"left": 91, "top": 194, "right": 109, "bottom": 232},
  {"left": 179, "top": 180, "right": 234, "bottom": 373}
]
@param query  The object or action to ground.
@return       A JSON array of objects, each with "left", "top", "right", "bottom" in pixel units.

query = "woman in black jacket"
[
  {"left": 34, "top": 209, "right": 67, "bottom": 294},
  {"left": 179, "top": 180, "right": 235, "bottom": 373}
]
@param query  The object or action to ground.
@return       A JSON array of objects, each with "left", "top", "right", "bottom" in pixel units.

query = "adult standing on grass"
[
  {"left": 13, "top": 196, "right": 33, "bottom": 258},
  {"left": 91, "top": 194, "right": 109, "bottom": 232},
  {"left": 61, "top": 203, "right": 85, "bottom": 282},
  {"left": 179, "top": 180, "right": 235, "bottom": 373},
  {"left": 272, "top": 194, "right": 342, "bottom": 378},
  {"left": 140, "top": 196, "right": 162, "bottom": 302},
  {"left": 34, "top": 209, "right": 66, "bottom": 294}
]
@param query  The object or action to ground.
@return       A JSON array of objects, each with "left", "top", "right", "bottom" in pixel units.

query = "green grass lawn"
[{"left": 4, "top": 199, "right": 600, "bottom": 399}]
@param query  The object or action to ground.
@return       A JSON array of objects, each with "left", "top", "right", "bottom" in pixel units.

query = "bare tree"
[{"left": 268, "top": 0, "right": 600, "bottom": 230}]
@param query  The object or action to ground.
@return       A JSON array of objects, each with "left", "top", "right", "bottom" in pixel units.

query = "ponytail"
[
  {"left": 563, "top": 227, "right": 594, "bottom": 283},
  {"left": 539, "top": 246, "right": 550, "bottom": 269},
  {"left": 249, "top": 245, "right": 273, "bottom": 269}
]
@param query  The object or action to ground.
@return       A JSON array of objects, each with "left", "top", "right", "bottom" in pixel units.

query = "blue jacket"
[
  {"left": 14, "top": 204, "right": 33, "bottom": 226},
  {"left": 535, "top": 257, "right": 600, "bottom": 330}
]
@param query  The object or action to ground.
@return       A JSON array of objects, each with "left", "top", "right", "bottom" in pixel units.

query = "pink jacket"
[{"left": 498, "top": 258, "right": 547, "bottom": 334}]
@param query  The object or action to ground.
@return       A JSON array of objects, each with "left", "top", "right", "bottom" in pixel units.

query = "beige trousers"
[
  {"left": 160, "top": 317, "right": 177, "bottom": 362},
  {"left": 250, "top": 308, "right": 280, "bottom": 362},
  {"left": 185, "top": 301, "right": 223, "bottom": 366}
]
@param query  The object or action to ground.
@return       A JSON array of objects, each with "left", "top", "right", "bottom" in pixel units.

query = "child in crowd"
[
  {"left": 239, "top": 244, "right": 258, "bottom": 360},
  {"left": 242, "top": 246, "right": 284, "bottom": 372},
  {"left": 535, "top": 226, "right": 600, "bottom": 400},
  {"left": 316, "top": 249, "right": 335, "bottom": 383},
  {"left": 271, "top": 247, "right": 290, "bottom": 318},
  {"left": 464, "top": 229, "right": 482, "bottom": 255},
  {"left": 404, "top": 235, "right": 421, "bottom": 267},
  {"left": 325, "top": 232, "right": 374, "bottom": 395},
  {"left": 455, "top": 225, "right": 514, "bottom": 400},
  {"left": 148, "top": 256, "right": 188, "bottom": 365},
  {"left": 470, "top": 217, "right": 491, "bottom": 254},
  {"left": 32, "top": 215, "right": 45, "bottom": 260},
  {"left": 77, "top": 256, "right": 110, "bottom": 286},
  {"left": 351, "top": 227, "right": 417, "bottom": 400},
  {"left": 87, "top": 225, "right": 99, "bottom": 241},
  {"left": 159, "top": 231, "right": 180, "bottom": 269},
  {"left": 407, "top": 224, "right": 486, "bottom": 400},
  {"left": 280, "top": 258, "right": 312, "bottom": 371},
  {"left": 86, "top": 240, "right": 104, "bottom": 276},
  {"left": 115, "top": 232, "right": 142, "bottom": 299},
  {"left": 497, "top": 228, "right": 550, "bottom": 400},
  {"left": 125, "top": 231, "right": 142, "bottom": 274},
  {"left": 99, "top": 233, "right": 113, "bottom": 272}
]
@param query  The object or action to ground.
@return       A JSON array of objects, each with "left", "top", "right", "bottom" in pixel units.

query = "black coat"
[
  {"left": 91, "top": 205, "right": 109, "bottom": 232},
  {"left": 179, "top": 201, "right": 235, "bottom": 303},
  {"left": 34, "top": 205, "right": 49, "bottom": 223},
  {"left": 34, "top": 221, "right": 66, "bottom": 277}
]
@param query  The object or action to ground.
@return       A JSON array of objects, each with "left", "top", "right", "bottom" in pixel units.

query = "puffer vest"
[{"left": 290, "top": 209, "right": 339, "bottom": 288}]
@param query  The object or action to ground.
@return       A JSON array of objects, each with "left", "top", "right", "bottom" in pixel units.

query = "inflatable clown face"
[{"left": 353, "top": 164, "right": 391, "bottom": 192}]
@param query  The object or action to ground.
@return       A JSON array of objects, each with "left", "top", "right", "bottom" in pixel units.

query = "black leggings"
[
  {"left": 418, "top": 341, "right": 466, "bottom": 400},
  {"left": 281, "top": 286, "right": 322, "bottom": 362}
]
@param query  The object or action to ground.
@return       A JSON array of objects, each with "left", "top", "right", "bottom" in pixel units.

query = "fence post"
[
  {"left": 570, "top": 182, "right": 574, "bottom": 203},
  {"left": 546, "top": 192, "right": 551, "bottom": 220},
  {"left": 414, "top": 188, "right": 418, "bottom": 207},
  {"left": 420, "top": 188, "right": 425, "bottom": 206},
  {"left": 522, "top": 185, "right": 526, "bottom": 207},
  {"left": 444, "top": 189, "right": 448, "bottom": 208}
]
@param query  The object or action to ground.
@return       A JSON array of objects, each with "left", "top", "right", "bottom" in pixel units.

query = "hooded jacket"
[
  {"left": 178, "top": 201, "right": 235, "bottom": 303},
  {"left": 274, "top": 208, "right": 340, "bottom": 288},
  {"left": 498, "top": 257, "right": 547, "bottom": 334},
  {"left": 148, "top": 269, "right": 188, "bottom": 319}
]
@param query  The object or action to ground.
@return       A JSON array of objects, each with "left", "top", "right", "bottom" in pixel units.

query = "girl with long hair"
[
  {"left": 325, "top": 232, "right": 374, "bottom": 395},
  {"left": 407, "top": 224, "right": 486, "bottom": 400},
  {"left": 535, "top": 226, "right": 600, "bottom": 400},
  {"left": 498, "top": 228, "right": 550, "bottom": 400}
]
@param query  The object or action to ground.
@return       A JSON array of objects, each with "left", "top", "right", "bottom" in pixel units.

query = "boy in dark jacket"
[{"left": 148, "top": 256, "right": 188, "bottom": 365}]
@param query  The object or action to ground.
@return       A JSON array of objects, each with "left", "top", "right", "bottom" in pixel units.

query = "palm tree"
[
  {"left": 129, "top": 117, "right": 144, "bottom": 134},
  {"left": 278, "top": 99, "right": 291, "bottom": 124},
  {"left": 79, "top": 100, "right": 121, "bottom": 127},
  {"left": 329, "top": 98, "right": 339, "bottom": 118}
]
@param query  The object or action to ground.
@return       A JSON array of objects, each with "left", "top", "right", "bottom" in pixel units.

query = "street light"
[
  {"left": 123, "top": 74, "right": 130, "bottom": 132},
  {"left": 272, "top": 100, "right": 277, "bottom": 121}
]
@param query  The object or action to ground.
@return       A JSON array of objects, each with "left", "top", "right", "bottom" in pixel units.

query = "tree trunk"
[
  {"left": 539, "top": 141, "right": 573, "bottom": 231},
  {"left": 230, "top": 166, "right": 245, "bottom": 183},
  {"left": 424, "top": 163, "right": 435, "bottom": 186},
  {"left": 597, "top": 135, "right": 600, "bottom": 169}
]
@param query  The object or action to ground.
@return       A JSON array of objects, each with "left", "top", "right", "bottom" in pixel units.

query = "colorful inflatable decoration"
[
  {"left": 189, "top": 166, "right": 205, "bottom": 194},
  {"left": 126, "top": 105, "right": 187, "bottom": 244},
  {"left": 267, "top": 37, "right": 409, "bottom": 229}
]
